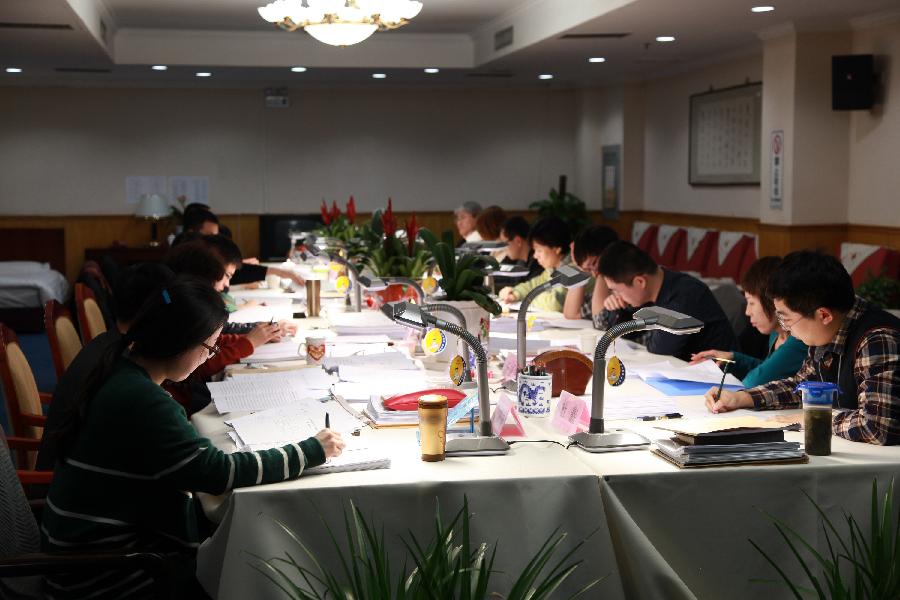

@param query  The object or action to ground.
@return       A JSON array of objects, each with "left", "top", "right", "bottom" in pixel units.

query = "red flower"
[
  {"left": 382, "top": 197, "right": 397, "bottom": 238},
  {"left": 405, "top": 213, "right": 419, "bottom": 256},
  {"left": 330, "top": 200, "right": 341, "bottom": 222},
  {"left": 347, "top": 196, "right": 357, "bottom": 224},
  {"left": 320, "top": 200, "right": 330, "bottom": 225}
]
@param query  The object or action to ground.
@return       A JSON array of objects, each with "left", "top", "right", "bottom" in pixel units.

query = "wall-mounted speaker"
[{"left": 832, "top": 54, "right": 875, "bottom": 111}]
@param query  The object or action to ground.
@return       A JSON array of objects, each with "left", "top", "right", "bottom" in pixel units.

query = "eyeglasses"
[
  {"left": 776, "top": 313, "right": 805, "bottom": 331},
  {"left": 200, "top": 342, "right": 220, "bottom": 358}
]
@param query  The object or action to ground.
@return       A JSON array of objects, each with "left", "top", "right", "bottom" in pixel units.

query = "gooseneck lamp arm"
[
  {"left": 429, "top": 317, "right": 491, "bottom": 437},
  {"left": 516, "top": 280, "right": 554, "bottom": 371},
  {"left": 325, "top": 252, "right": 361, "bottom": 313},
  {"left": 422, "top": 303, "right": 471, "bottom": 383}
]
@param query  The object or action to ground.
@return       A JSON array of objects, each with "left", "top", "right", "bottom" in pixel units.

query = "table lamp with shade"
[
  {"left": 135, "top": 193, "right": 171, "bottom": 247},
  {"left": 570, "top": 306, "right": 703, "bottom": 452}
]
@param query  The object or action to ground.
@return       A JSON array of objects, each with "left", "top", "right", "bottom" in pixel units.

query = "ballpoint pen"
[
  {"left": 714, "top": 361, "right": 731, "bottom": 402},
  {"left": 325, "top": 412, "right": 331, "bottom": 429}
]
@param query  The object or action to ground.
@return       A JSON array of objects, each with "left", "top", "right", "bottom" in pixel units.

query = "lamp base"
[
  {"left": 445, "top": 435, "right": 509, "bottom": 456},
  {"left": 569, "top": 429, "right": 650, "bottom": 453}
]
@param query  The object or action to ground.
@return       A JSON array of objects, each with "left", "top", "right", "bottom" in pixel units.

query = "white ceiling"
[{"left": 1, "top": 0, "right": 898, "bottom": 88}]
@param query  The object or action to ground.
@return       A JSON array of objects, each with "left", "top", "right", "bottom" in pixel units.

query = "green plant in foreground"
[
  {"left": 248, "top": 496, "right": 603, "bottom": 599},
  {"left": 418, "top": 228, "right": 501, "bottom": 315},
  {"left": 750, "top": 478, "right": 900, "bottom": 599}
]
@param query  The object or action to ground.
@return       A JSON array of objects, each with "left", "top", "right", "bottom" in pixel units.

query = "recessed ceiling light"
[
  {"left": 195, "top": 72, "right": 212, "bottom": 77},
  {"left": 5, "top": 67, "right": 22, "bottom": 73},
  {"left": 588, "top": 57, "right": 606, "bottom": 63},
  {"left": 538, "top": 74, "right": 554, "bottom": 80},
  {"left": 656, "top": 35, "right": 676, "bottom": 42},
  {"left": 291, "top": 66, "right": 307, "bottom": 72},
  {"left": 372, "top": 73, "right": 387, "bottom": 79},
  {"left": 424, "top": 68, "right": 439, "bottom": 74},
  {"left": 151, "top": 65, "right": 167, "bottom": 71},
  {"left": 751, "top": 6, "right": 775, "bottom": 12}
]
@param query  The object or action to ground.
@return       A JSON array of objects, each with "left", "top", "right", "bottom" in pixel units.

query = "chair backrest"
[
  {"left": 0, "top": 324, "right": 43, "bottom": 444},
  {"left": 75, "top": 283, "right": 108, "bottom": 343},
  {"left": 702, "top": 232, "right": 755, "bottom": 281},
  {"left": 673, "top": 228, "right": 718, "bottom": 275},
  {"left": 0, "top": 428, "right": 42, "bottom": 598},
  {"left": 44, "top": 300, "right": 83, "bottom": 379},
  {"left": 631, "top": 221, "right": 658, "bottom": 253},
  {"left": 648, "top": 225, "right": 686, "bottom": 268},
  {"left": 840, "top": 242, "right": 900, "bottom": 288}
]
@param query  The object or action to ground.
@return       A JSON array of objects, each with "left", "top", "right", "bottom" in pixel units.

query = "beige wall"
[
  {"left": 759, "top": 33, "right": 797, "bottom": 225},
  {"left": 641, "top": 53, "right": 764, "bottom": 219},
  {"left": 848, "top": 17, "right": 900, "bottom": 227},
  {"left": 573, "top": 86, "right": 624, "bottom": 212},
  {"left": 0, "top": 86, "right": 577, "bottom": 216}
]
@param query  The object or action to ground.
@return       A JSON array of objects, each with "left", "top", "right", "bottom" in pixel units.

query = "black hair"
[
  {"left": 57, "top": 277, "right": 227, "bottom": 457},
  {"left": 573, "top": 225, "right": 619, "bottom": 264},
  {"left": 183, "top": 208, "right": 219, "bottom": 232},
  {"left": 165, "top": 241, "right": 225, "bottom": 286},
  {"left": 201, "top": 234, "right": 243, "bottom": 266},
  {"left": 598, "top": 241, "right": 658, "bottom": 283},
  {"left": 169, "top": 231, "right": 203, "bottom": 248},
  {"left": 183, "top": 202, "right": 211, "bottom": 216},
  {"left": 113, "top": 263, "right": 176, "bottom": 323},
  {"left": 528, "top": 217, "right": 571, "bottom": 252},
  {"left": 740, "top": 256, "right": 782, "bottom": 319},
  {"left": 218, "top": 224, "right": 233, "bottom": 240},
  {"left": 502, "top": 216, "right": 530, "bottom": 241},
  {"left": 768, "top": 250, "right": 855, "bottom": 316}
]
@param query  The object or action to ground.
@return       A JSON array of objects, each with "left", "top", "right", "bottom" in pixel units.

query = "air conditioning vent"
[
  {"left": 54, "top": 67, "right": 112, "bottom": 73},
  {"left": 560, "top": 33, "right": 630, "bottom": 39},
  {"left": 0, "top": 22, "right": 73, "bottom": 30},
  {"left": 467, "top": 71, "right": 514, "bottom": 78},
  {"left": 494, "top": 26, "right": 513, "bottom": 51}
]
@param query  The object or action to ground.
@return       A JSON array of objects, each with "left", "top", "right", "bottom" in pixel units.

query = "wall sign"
[{"left": 770, "top": 130, "right": 784, "bottom": 210}]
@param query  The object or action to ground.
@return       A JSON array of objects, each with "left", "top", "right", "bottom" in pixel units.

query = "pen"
[
  {"left": 325, "top": 412, "right": 330, "bottom": 429},
  {"left": 637, "top": 413, "right": 682, "bottom": 421},
  {"left": 714, "top": 361, "right": 731, "bottom": 402},
  {"left": 709, "top": 356, "right": 736, "bottom": 364}
]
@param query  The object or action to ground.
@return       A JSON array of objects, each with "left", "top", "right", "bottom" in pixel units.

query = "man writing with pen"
[{"left": 705, "top": 251, "right": 900, "bottom": 446}]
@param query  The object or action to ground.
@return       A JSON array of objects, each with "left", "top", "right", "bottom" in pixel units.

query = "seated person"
[
  {"left": 36, "top": 263, "right": 175, "bottom": 472},
  {"left": 475, "top": 205, "right": 507, "bottom": 242},
  {"left": 598, "top": 241, "right": 737, "bottom": 361},
  {"left": 706, "top": 251, "right": 900, "bottom": 445},
  {"left": 563, "top": 225, "right": 619, "bottom": 323},
  {"left": 455, "top": 201, "right": 483, "bottom": 243},
  {"left": 691, "top": 256, "right": 807, "bottom": 387},
  {"left": 498, "top": 217, "right": 572, "bottom": 312},
  {"left": 41, "top": 277, "right": 344, "bottom": 597},
  {"left": 493, "top": 216, "right": 542, "bottom": 289}
]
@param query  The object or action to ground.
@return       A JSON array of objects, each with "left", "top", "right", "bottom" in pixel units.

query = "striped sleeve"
[
  {"left": 745, "top": 351, "right": 815, "bottom": 410},
  {"left": 833, "top": 329, "right": 900, "bottom": 445}
]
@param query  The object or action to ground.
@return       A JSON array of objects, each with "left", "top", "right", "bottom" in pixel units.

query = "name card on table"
[
  {"left": 446, "top": 391, "right": 479, "bottom": 430},
  {"left": 551, "top": 391, "right": 591, "bottom": 435},
  {"left": 491, "top": 392, "right": 526, "bottom": 437},
  {"left": 501, "top": 352, "right": 519, "bottom": 382}
]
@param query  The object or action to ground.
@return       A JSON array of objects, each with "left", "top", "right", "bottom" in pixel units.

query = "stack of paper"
[
  {"left": 543, "top": 318, "right": 594, "bottom": 330},
  {"left": 328, "top": 311, "right": 410, "bottom": 338},
  {"left": 228, "top": 304, "right": 294, "bottom": 324},
  {"left": 490, "top": 317, "right": 546, "bottom": 334},
  {"left": 209, "top": 369, "right": 335, "bottom": 413},
  {"left": 240, "top": 340, "right": 304, "bottom": 364},
  {"left": 630, "top": 360, "right": 744, "bottom": 396},
  {"left": 322, "top": 351, "right": 418, "bottom": 372},
  {"left": 306, "top": 446, "right": 391, "bottom": 474},
  {"left": 363, "top": 394, "right": 479, "bottom": 427},
  {"left": 488, "top": 333, "right": 551, "bottom": 353}
]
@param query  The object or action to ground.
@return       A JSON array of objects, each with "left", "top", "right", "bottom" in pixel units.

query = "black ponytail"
[{"left": 57, "top": 276, "right": 227, "bottom": 457}]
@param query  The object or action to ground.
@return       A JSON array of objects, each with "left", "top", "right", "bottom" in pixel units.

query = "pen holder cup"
[{"left": 517, "top": 372, "right": 553, "bottom": 416}]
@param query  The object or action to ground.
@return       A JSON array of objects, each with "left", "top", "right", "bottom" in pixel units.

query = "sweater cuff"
[{"left": 299, "top": 437, "right": 326, "bottom": 468}]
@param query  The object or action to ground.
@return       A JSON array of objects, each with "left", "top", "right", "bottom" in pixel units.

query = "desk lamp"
[
  {"left": 382, "top": 277, "right": 425, "bottom": 304},
  {"left": 503, "top": 264, "right": 591, "bottom": 391},
  {"left": 570, "top": 306, "right": 703, "bottom": 452},
  {"left": 305, "top": 238, "right": 364, "bottom": 312},
  {"left": 422, "top": 303, "right": 473, "bottom": 386},
  {"left": 357, "top": 275, "right": 389, "bottom": 292},
  {"left": 382, "top": 301, "right": 509, "bottom": 455}
]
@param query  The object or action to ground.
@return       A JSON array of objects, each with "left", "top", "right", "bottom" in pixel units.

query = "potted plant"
[
  {"left": 529, "top": 187, "right": 590, "bottom": 236},
  {"left": 368, "top": 199, "right": 431, "bottom": 302},
  {"left": 418, "top": 228, "right": 500, "bottom": 362},
  {"left": 857, "top": 272, "right": 900, "bottom": 314}
]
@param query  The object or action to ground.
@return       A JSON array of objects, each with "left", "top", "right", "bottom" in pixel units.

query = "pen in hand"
[
  {"left": 714, "top": 361, "right": 731, "bottom": 403},
  {"left": 325, "top": 412, "right": 330, "bottom": 430}
]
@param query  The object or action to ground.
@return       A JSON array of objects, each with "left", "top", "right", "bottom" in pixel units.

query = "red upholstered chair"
[
  {"left": 74, "top": 283, "right": 108, "bottom": 343},
  {"left": 44, "top": 300, "right": 83, "bottom": 380},
  {"left": 649, "top": 225, "right": 686, "bottom": 268},
  {"left": 702, "top": 232, "right": 755, "bottom": 281},
  {"left": 841, "top": 243, "right": 900, "bottom": 288},
  {"left": 673, "top": 228, "right": 718, "bottom": 275},
  {"left": 0, "top": 324, "right": 50, "bottom": 468},
  {"left": 737, "top": 236, "right": 759, "bottom": 282},
  {"left": 631, "top": 221, "right": 658, "bottom": 253}
]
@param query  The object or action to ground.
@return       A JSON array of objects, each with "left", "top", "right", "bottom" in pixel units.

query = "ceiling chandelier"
[{"left": 258, "top": 0, "right": 424, "bottom": 47}]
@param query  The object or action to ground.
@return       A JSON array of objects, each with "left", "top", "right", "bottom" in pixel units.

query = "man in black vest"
[{"left": 707, "top": 250, "right": 900, "bottom": 445}]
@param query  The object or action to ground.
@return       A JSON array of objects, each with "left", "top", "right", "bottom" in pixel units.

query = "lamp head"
[
  {"left": 381, "top": 301, "right": 432, "bottom": 331},
  {"left": 633, "top": 306, "right": 703, "bottom": 334},
  {"left": 550, "top": 264, "right": 591, "bottom": 288},
  {"left": 358, "top": 275, "right": 389, "bottom": 291}
]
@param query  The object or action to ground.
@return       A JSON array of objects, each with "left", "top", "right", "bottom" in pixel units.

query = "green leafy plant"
[
  {"left": 750, "top": 478, "right": 900, "bottom": 599},
  {"left": 529, "top": 188, "right": 590, "bottom": 236},
  {"left": 314, "top": 197, "right": 380, "bottom": 267},
  {"left": 369, "top": 199, "right": 431, "bottom": 279},
  {"left": 857, "top": 273, "right": 900, "bottom": 310},
  {"left": 418, "top": 228, "right": 501, "bottom": 315},
  {"left": 248, "top": 496, "right": 603, "bottom": 599}
]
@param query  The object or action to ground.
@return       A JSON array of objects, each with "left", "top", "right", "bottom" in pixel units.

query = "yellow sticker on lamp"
[
  {"left": 449, "top": 354, "right": 467, "bottom": 386},
  {"left": 422, "top": 276, "right": 438, "bottom": 295},
  {"left": 527, "top": 314, "right": 537, "bottom": 330},
  {"left": 335, "top": 275, "right": 350, "bottom": 293},
  {"left": 606, "top": 356, "right": 626, "bottom": 386},
  {"left": 329, "top": 262, "right": 344, "bottom": 273},
  {"left": 422, "top": 328, "right": 447, "bottom": 355}
]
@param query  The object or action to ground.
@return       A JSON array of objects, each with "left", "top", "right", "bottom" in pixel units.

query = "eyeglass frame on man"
[{"left": 775, "top": 311, "right": 806, "bottom": 331}]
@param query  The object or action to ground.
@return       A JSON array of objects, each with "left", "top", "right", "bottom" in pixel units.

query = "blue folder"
[{"left": 644, "top": 377, "right": 744, "bottom": 397}]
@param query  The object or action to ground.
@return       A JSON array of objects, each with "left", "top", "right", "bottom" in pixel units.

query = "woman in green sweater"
[
  {"left": 498, "top": 217, "right": 573, "bottom": 312},
  {"left": 691, "top": 256, "right": 807, "bottom": 387},
  {"left": 42, "top": 277, "right": 344, "bottom": 599}
]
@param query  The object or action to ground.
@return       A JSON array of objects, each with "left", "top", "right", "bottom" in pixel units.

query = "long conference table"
[{"left": 192, "top": 297, "right": 900, "bottom": 600}]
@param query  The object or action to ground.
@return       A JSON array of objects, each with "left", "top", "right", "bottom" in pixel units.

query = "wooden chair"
[
  {"left": 0, "top": 324, "right": 50, "bottom": 468},
  {"left": 74, "top": 283, "right": 108, "bottom": 343},
  {"left": 44, "top": 300, "right": 83, "bottom": 380}
]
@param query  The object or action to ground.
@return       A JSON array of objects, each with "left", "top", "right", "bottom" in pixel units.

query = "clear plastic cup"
[{"left": 796, "top": 381, "right": 838, "bottom": 456}]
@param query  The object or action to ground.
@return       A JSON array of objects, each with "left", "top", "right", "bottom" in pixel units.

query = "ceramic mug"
[
  {"left": 517, "top": 372, "right": 553, "bottom": 416},
  {"left": 265, "top": 273, "right": 282, "bottom": 290},
  {"left": 298, "top": 336, "right": 327, "bottom": 365}
]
